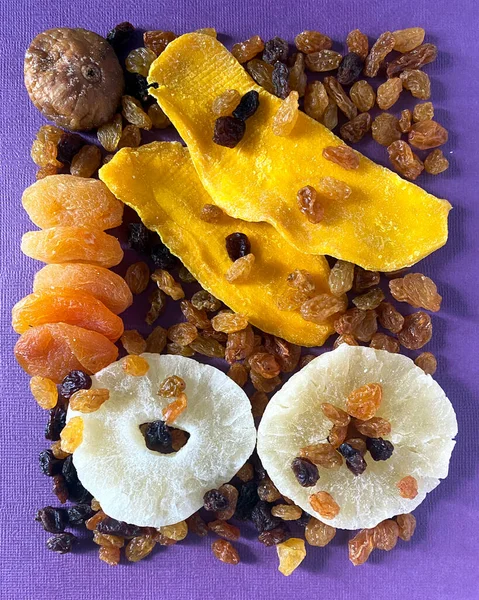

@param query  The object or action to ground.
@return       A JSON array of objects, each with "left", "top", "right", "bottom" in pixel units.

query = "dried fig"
[{"left": 24, "top": 28, "right": 124, "bottom": 130}]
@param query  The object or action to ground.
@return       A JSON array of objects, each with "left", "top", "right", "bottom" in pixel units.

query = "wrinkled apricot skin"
[
  {"left": 22, "top": 175, "right": 124, "bottom": 230},
  {"left": 33, "top": 263, "right": 132, "bottom": 315},
  {"left": 12, "top": 288, "right": 124, "bottom": 342},
  {"left": 21, "top": 226, "right": 123, "bottom": 268},
  {"left": 14, "top": 323, "right": 118, "bottom": 382},
  {"left": 100, "top": 142, "right": 333, "bottom": 347},
  {"left": 148, "top": 34, "right": 451, "bottom": 272}
]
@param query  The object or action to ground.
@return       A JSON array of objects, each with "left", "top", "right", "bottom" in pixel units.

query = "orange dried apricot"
[
  {"left": 14, "top": 323, "right": 118, "bottom": 382},
  {"left": 21, "top": 226, "right": 123, "bottom": 268},
  {"left": 33, "top": 263, "right": 133, "bottom": 315},
  {"left": 22, "top": 175, "right": 123, "bottom": 230},
  {"left": 12, "top": 288, "right": 124, "bottom": 342}
]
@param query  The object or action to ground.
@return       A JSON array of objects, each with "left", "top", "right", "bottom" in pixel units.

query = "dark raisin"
[
  {"left": 263, "top": 37, "right": 289, "bottom": 64},
  {"left": 46, "top": 532, "right": 76, "bottom": 554},
  {"left": 124, "top": 72, "right": 150, "bottom": 104},
  {"left": 56, "top": 133, "right": 84, "bottom": 165},
  {"left": 337, "top": 52, "right": 364, "bottom": 85},
  {"left": 213, "top": 116, "right": 246, "bottom": 148},
  {"left": 338, "top": 443, "right": 367, "bottom": 476},
  {"left": 39, "top": 449, "right": 63, "bottom": 476},
  {"left": 140, "top": 420, "right": 172, "bottom": 452},
  {"left": 127, "top": 222, "right": 150, "bottom": 254},
  {"left": 150, "top": 242, "right": 179, "bottom": 270},
  {"left": 272, "top": 62, "right": 290, "bottom": 99},
  {"left": 52, "top": 474, "right": 69, "bottom": 503},
  {"left": 203, "top": 489, "right": 229, "bottom": 511},
  {"left": 60, "top": 370, "right": 92, "bottom": 400},
  {"left": 366, "top": 437, "right": 394, "bottom": 461},
  {"left": 97, "top": 517, "right": 145, "bottom": 537},
  {"left": 35, "top": 506, "right": 68, "bottom": 533},
  {"left": 250, "top": 451, "right": 267, "bottom": 480},
  {"left": 296, "top": 511, "right": 311, "bottom": 527},
  {"left": 291, "top": 457, "right": 320, "bottom": 487},
  {"left": 234, "top": 481, "right": 259, "bottom": 520},
  {"left": 251, "top": 501, "right": 281, "bottom": 533},
  {"left": 258, "top": 523, "right": 290, "bottom": 545},
  {"left": 232, "top": 90, "right": 260, "bottom": 121},
  {"left": 45, "top": 403, "right": 67, "bottom": 441},
  {"left": 225, "top": 232, "right": 251, "bottom": 261},
  {"left": 106, "top": 22, "right": 135, "bottom": 51},
  {"left": 67, "top": 504, "right": 95, "bottom": 526},
  {"left": 62, "top": 456, "right": 91, "bottom": 503}
]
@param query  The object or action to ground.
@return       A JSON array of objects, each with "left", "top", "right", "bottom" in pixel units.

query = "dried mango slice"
[
  {"left": 14, "top": 323, "right": 118, "bottom": 382},
  {"left": 100, "top": 142, "right": 332, "bottom": 347},
  {"left": 148, "top": 34, "right": 451, "bottom": 272},
  {"left": 12, "top": 288, "right": 124, "bottom": 342}
]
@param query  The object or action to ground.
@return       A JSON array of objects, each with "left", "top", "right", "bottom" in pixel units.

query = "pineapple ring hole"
[{"left": 139, "top": 420, "right": 190, "bottom": 455}]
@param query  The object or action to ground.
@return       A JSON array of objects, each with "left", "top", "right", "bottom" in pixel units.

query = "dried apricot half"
[
  {"left": 22, "top": 175, "right": 124, "bottom": 230},
  {"left": 12, "top": 288, "right": 124, "bottom": 342},
  {"left": 21, "top": 226, "right": 123, "bottom": 267},
  {"left": 14, "top": 322, "right": 118, "bottom": 382},
  {"left": 33, "top": 263, "right": 132, "bottom": 315}
]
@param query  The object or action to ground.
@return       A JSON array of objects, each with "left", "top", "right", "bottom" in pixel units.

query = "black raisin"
[
  {"left": 52, "top": 474, "right": 69, "bottom": 504},
  {"left": 251, "top": 501, "right": 281, "bottom": 533},
  {"left": 60, "top": 370, "right": 92, "bottom": 400},
  {"left": 232, "top": 90, "right": 260, "bottom": 121},
  {"left": 291, "top": 457, "right": 320, "bottom": 487},
  {"left": 225, "top": 232, "right": 251, "bottom": 261},
  {"left": 128, "top": 222, "right": 151, "bottom": 254},
  {"left": 106, "top": 22, "right": 135, "bottom": 51},
  {"left": 272, "top": 62, "right": 290, "bottom": 99},
  {"left": 67, "top": 504, "right": 95, "bottom": 526},
  {"left": 140, "top": 420, "right": 172, "bottom": 452},
  {"left": 250, "top": 452, "right": 267, "bottom": 481},
  {"left": 97, "top": 517, "right": 145, "bottom": 537},
  {"left": 337, "top": 52, "right": 364, "bottom": 85},
  {"left": 203, "top": 489, "right": 229, "bottom": 511},
  {"left": 46, "top": 532, "right": 76, "bottom": 554},
  {"left": 263, "top": 37, "right": 289, "bottom": 64},
  {"left": 338, "top": 443, "right": 367, "bottom": 476},
  {"left": 39, "top": 449, "right": 63, "bottom": 476},
  {"left": 234, "top": 481, "right": 259, "bottom": 520},
  {"left": 366, "top": 437, "right": 394, "bottom": 461},
  {"left": 56, "top": 133, "right": 85, "bottom": 165},
  {"left": 258, "top": 523, "right": 290, "bottom": 545},
  {"left": 45, "top": 404, "right": 67, "bottom": 441},
  {"left": 35, "top": 506, "right": 68, "bottom": 533},
  {"left": 62, "top": 456, "right": 91, "bottom": 503},
  {"left": 296, "top": 511, "right": 310, "bottom": 527},
  {"left": 150, "top": 242, "right": 179, "bottom": 270},
  {"left": 125, "top": 72, "right": 150, "bottom": 104},
  {"left": 213, "top": 116, "right": 246, "bottom": 148}
]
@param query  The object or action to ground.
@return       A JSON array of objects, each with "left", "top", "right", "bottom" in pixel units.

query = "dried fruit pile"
[{"left": 14, "top": 22, "right": 457, "bottom": 575}]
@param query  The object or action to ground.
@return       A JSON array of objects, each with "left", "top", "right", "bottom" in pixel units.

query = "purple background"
[{"left": 1, "top": 0, "right": 478, "bottom": 598}]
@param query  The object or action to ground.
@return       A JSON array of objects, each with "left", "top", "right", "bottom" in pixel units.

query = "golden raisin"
[
  {"left": 146, "top": 326, "right": 168, "bottom": 353},
  {"left": 397, "top": 475, "right": 418, "bottom": 499},
  {"left": 318, "top": 176, "right": 352, "bottom": 201},
  {"left": 348, "top": 529, "right": 374, "bottom": 565},
  {"left": 424, "top": 149, "right": 449, "bottom": 174},
  {"left": 271, "top": 504, "right": 302, "bottom": 521},
  {"left": 328, "top": 424, "right": 348, "bottom": 448},
  {"left": 98, "top": 545, "right": 121, "bottom": 566},
  {"left": 349, "top": 80, "right": 376, "bottom": 112},
  {"left": 125, "top": 536, "right": 156, "bottom": 562},
  {"left": 225, "top": 254, "right": 255, "bottom": 283},
  {"left": 159, "top": 375, "right": 186, "bottom": 397},
  {"left": 300, "top": 294, "right": 347, "bottom": 324},
  {"left": 70, "top": 145, "right": 101, "bottom": 178},
  {"left": 296, "top": 185, "right": 324, "bottom": 224},
  {"left": 211, "top": 312, "right": 248, "bottom": 333},
  {"left": 85, "top": 510, "right": 106, "bottom": 531},
  {"left": 295, "top": 30, "right": 332, "bottom": 53},
  {"left": 143, "top": 30, "right": 176, "bottom": 55},
  {"left": 347, "top": 383, "right": 382, "bottom": 420},
  {"left": 236, "top": 462, "right": 254, "bottom": 482},
  {"left": 152, "top": 269, "right": 184, "bottom": 300},
  {"left": 372, "top": 519, "right": 399, "bottom": 551},
  {"left": 30, "top": 376, "right": 58, "bottom": 409},
  {"left": 322, "top": 145, "right": 359, "bottom": 170},
  {"left": 211, "top": 539, "right": 240, "bottom": 564},
  {"left": 50, "top": 440, "right": 70, "bottom": 459},
  {"left": 148, "top": 103, "right": 171, "bottom": 129},
  {"left": 167, "top": 323, "right": 198, "bottom": 346},
  {"left": 329, "top": 260, "right": 355, "bottom": 296},
  {"left": 392, "top": 27, "right": 425, "bottom": 52},
  {"left": 212, "top": 90, "right": 241, "bottom": 117},
  {"left": 414, "top": 352, "right": 437, "bottom": 375},
  {"left": 346, "top": 29, "right": 369, "bottom": 60},
  {"left": 321, "top": 403, "right": 350, "bottom": 427},
  {"left": 93, "top": 531, "right": 124, "bottom": 548},
  {"left": 121, "top": 330, "right": 147, "bottom": 355},
  {"left": 158, "top": 521, "right": 188, "bottom": 541},
  {"left": 305, "top": 517, "right": 336, "bottom": 547},
  {"left": 309, "top": 491, "right": 340, "bottom": 519},
  {"left": 250, "top": 390, "right": 270, "bottom": 417},
  {"left": 125, "top": 262, "right": 150, "bottom": 295},
  {"left": 231, "top": 35, "right": 265, "bottom": 63},
  {"left": 121, "top": 95, "right": 152, "bottom": 130},
  {"left": 300, "top": 443, "right": 343, "bottom": 468},
  {"left": 60, "top": 416, "right": 83, "bottom": 453},
  {"left": 69, "top": 388, "right": 109, "bottom": 412},
  {"left": 123, "top": 355, "right": 149, "bottom": 376},
  {"left": 353, "top": 416, "right": 391, "bottom": 437},
  {"left": 272, "top": 91, "right": 299, "bottom": 136},
  {"left": 163, "top": 392, "right": 187, "bottom": 424},
  {"left": 227, "top": 363, "right": 248, "bottom": 387},
  {"left": 396, "top": 514, "right": 417, "bottom": 540}
]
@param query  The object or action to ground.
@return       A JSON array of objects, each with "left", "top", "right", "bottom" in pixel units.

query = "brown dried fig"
[{"left": 24, "top": 28, "right": 124, "bottom": 131}]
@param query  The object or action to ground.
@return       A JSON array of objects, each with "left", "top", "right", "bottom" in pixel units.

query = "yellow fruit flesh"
[
  {"left": 148, "top": 33, "right": 451, "bottom": 272},
  {"left": 100, "top": 142, "right": 332, "bottom": 347}
]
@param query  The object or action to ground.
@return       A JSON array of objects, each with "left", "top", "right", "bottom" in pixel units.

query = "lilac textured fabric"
[{"left": 1, "top": 0, "right": 478, "bottom": 598}]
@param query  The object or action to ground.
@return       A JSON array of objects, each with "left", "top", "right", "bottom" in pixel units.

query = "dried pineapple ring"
[
  {"left": 257, "top": 345, "right": 457, "bottom": 530},
  {"left": 149, "top": 33, "right": 451, "bottom": 271},
  {"left": 68, "top": 354, "right": 256, "bottom": 527}
]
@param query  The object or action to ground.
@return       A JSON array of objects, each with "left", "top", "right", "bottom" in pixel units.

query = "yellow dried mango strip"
[
  {"left": 100, "top": 142, "right": 333, "bottom": 347},
  {"left": 148, "top": 33, "right": 451, "bottom": 272}
]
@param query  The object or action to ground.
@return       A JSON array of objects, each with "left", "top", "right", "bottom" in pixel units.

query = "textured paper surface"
[{"left": 0, "top": 0, "right": 478, "bottom": 598}]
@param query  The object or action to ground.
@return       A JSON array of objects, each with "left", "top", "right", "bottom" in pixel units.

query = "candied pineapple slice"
[
  {"left": 100, "top": 142, "right": 332, "bottom": 347},
  {"left": 148, "top": 33, "right": 451, "bottom": 272}
]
